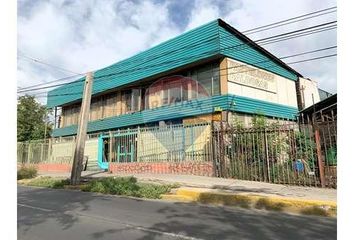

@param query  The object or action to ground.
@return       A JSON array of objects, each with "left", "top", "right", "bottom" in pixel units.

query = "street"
[{"left": 18, "top": 185, "right": 336, "bottom": 240}]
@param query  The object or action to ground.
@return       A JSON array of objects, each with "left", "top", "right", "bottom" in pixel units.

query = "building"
[{"left": 46, "top": 19, "right": 321, "bottom": 173}]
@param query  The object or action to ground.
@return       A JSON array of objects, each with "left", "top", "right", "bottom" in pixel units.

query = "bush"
[
  {"left": 136, "top": 183, "right": 173, "bottom": 199},
  {"left": 81, "top": 177, "right": 173, "bottom": 199},
  {"left": 17, "top": 166, "right": 37, "bottom": 180},
  {"left": 82, "top": 177, "right": 140, "bottom": 196},
  {"left": 21, "top": 176, "right": 70, "bottom": 188}
]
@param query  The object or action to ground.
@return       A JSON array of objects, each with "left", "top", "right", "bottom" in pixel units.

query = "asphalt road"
[{"left": 18, "top": 185, "right": 337, "bottom": 240}]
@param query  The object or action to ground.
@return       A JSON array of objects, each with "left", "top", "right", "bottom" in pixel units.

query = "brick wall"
[
  {"left": 109, "top": 162, "right": 214, "bottom": 177},
  {"left": 18, "top": 163, "right": 72, "bottom": 172}
]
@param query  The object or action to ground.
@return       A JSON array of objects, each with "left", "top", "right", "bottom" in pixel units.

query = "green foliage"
[
  {"left": 251, "top": 114, "right": 267, "bottom": 129},
  {"left": 232, "top": 116, "right": 245, "bottom": 130},
  {"left": 20, "top": 176, "right": 70, "bottom": 188},
  {"left": 82, "top": 177, "right": 139, "bottom": 196},
  {"left": 81, "top": 177, "right": 173, "bottom": 199},
  {"left": 301, "top": 206, "right": 330, "bottom": 217},
  {"left": 255, "top": 198, "right": 286, "bottom": 211},
  {"left": 17, "top": 166, "right": 38, "bottom": 180},
  {"left": 326, "top": 147, "right": 337, "bottom": 166},
  {"left": 294, "top": 130, "right": 316, "bottom": 169},
  {"left": 17, "top": 95, "right": 52, "bottom": 142},
  {"left": 136, "top": 183, "right": 173, "bottom": 199}
]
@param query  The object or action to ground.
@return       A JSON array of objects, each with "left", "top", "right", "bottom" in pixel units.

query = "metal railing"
[{"left": 17, "top": 119, "right": 336, "bottom": 188}]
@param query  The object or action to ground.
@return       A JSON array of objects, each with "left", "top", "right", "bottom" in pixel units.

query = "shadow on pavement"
[{"left": 18, "top": 186, "right": 336, "bottom": 240}]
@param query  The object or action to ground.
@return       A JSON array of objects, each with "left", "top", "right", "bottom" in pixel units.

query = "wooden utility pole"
[{"left": 70, "top": 72, "right": 94, "bottom": 185}]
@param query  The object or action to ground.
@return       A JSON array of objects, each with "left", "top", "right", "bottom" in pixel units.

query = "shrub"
[
  {"left": 136, "top": 183, "right": 173, "bottom": 199},
  {"left": 17, "top": 166, "right": 37, "bottom": 180},
  {"left": 255, "top": 198, "right": 286, "bottom": 211},
  {"left": 22, "top": 176, "right": 69, "bottom": 188},
  {"left": 82, "top": 177, "right": 140, "bottom": 196},
  {"left": 81, "top": 177, "right": 173, "bottom": 199}
]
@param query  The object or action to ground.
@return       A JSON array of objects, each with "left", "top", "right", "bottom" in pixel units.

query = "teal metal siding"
[
  {"left": 47, "top": 20, "right": 220, "bottom": 108},
  {"left": 227, "top": 95, "right": 298, "bottom": 119},
  {"left": 52, "top": 94, "right": 298, "bottom": 137},
  {"left": 218, "top": 27, "right": 298, "bottom": 81},
  {"left": 47, "top": 19, "right": 300, "bottom": 108}
]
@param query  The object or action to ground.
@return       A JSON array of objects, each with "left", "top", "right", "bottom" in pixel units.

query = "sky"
[{"left": 17, "top": 0, "right": 337, "bottom": 104}]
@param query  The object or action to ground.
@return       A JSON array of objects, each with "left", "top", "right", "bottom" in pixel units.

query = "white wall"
[
  {"left": 226, "top": 58, "right": 298, "bottom": 108},
  {"left": 298, "top": 77, "right": 321, "bottom": 109}
]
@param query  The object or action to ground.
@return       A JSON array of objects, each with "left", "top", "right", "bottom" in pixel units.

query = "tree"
[{"left": 17, "top": 95, "right": 52, "bottom": 142}]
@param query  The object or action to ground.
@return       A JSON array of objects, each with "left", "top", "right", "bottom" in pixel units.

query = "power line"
[
  {"left": 245, "top": 10, "right": 336, "bottom": 35},
  {"left": 286, "top": 54, "right": 337, "bottom": 64},
  {"left": 30, "top": 50, "right": 337, "bottom": 99},
  {"left": 243, "top": 6, "right": 336, "bottom": 34},
  {"left": 18, "top": 18, "right": 337, "bottom": 94},
  {"left": 17, "top": 7, "right": 336, "bottom": 93},
  {"left": 17, "top": 74, "right": 84, "bottom": 91},
  {"left": 18, "top": 23, "right": 336, "bottom": 95},
  {"left": 17, "top": 52, "right": 82, "bottom": 75}
]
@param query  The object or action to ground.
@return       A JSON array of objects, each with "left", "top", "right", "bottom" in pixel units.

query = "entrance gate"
[{"left": 97, "top": 130, "right": 138, "bottom": 170}]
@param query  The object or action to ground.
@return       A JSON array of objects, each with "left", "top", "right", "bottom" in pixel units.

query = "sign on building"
[{"left": 228, "top": 59, "right": 277, "bottom": 93}]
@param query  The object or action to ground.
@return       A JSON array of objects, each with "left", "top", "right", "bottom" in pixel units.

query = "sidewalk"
[{"left": 38, "top": 171, "right": 336, "bottom": 202}]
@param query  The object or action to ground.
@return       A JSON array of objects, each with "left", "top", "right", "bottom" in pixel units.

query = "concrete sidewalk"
[{"left": 39, "top": 171, "right": 336, "bottom": 202}]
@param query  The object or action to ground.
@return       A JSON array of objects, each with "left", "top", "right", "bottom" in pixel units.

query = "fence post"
[
  {"left": 315, "top": 129, "right": 326, "bottom": 187},
  {"left": 219, "top": 122, "right": 227, "bottom": 178},
  {"left": 109, "top": 131, "right": 113, "bottom": 164},
  {"left": 27, "top": 142, "right": 31, "bottom": 165},
  {"left": 40, "top": 142, "right": 44, "bottom": 163},
  {"left": 264, "top": 130, "right": 271, "bottom": 183}
]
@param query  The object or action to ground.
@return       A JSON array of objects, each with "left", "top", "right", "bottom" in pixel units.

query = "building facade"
[{"left": 47, "top": 19, "right": 311, "bottom": 172}]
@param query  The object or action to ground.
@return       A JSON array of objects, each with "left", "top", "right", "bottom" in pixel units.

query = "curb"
[{"left": 161, "top": 187, "right": 337, "bottom": 218}]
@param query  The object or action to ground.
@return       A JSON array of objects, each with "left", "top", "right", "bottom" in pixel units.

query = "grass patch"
[
  {"left": 198, "top": 193, "right": 252, "bottom": 208},
  {"left": 300, "top": 206, "right": 330, "bottom": 217},
  {"left": 20, "top": 176, "right": 70, "bottom": 189},
  {"left": 81, "top": 177, "right": 174, "bottom": 199},
  {"left": 255, "top": 198, "right": 287, "bottom": 211},
  {"left": 17, "top": 166, "right": 37, "bottom": 180}
]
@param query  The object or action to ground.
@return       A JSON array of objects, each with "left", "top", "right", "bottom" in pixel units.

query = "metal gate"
[{"left": 98, "top": 130, "right": 138, "bottom": 169}]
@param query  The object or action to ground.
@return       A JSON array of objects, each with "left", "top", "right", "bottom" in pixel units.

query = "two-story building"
[{"left": 46, "top": 19, "right": 318, "bottom": 173}]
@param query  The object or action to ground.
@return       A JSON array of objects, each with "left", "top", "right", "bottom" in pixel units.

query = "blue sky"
[{"left": 17, "top": 0, "right": 337, "bottom": 102}]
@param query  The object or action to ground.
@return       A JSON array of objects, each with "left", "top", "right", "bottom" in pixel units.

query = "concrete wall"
[
  {"left": 229, "top": 112, "right": 295, "bottom": 128},
  {"left": 298, "top": 77, "right": 321, "bottom": 109},
  {"left": 226, "top": 58, "right": 298, "bottom": 108},
  {"left": 50, "top": 138, "right": 98, "bottom": 164}
]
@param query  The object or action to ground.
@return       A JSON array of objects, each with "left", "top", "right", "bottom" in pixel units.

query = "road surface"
[{"left": 18, "top": 185, "right": 336, "bottom": 240}]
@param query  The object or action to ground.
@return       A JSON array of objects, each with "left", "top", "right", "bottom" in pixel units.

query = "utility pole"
[{"left": 70, "top": 72, "right": 94, "bottom": 185}]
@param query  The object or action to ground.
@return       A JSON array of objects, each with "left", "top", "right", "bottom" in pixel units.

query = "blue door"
[{"left": 97, "top": 135, "right": 109, "bottom": 170}]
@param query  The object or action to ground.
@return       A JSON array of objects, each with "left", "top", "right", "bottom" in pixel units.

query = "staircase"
[{"left": 85, "top": 157, "right": 101, "bottom": 171}]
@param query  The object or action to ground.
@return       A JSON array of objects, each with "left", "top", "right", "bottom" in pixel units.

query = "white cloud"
[{"left": 17, "top": 0, "right": 337, "bottom": 106}]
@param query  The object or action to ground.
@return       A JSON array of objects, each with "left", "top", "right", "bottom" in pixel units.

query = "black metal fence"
[{"left": 212, "top": 120, "right": 337, "bottom": 188}]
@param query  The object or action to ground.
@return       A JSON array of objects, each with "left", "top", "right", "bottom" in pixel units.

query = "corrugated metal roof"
[
  {"left": 52, "top": 94, "right": 298, "bottom": 137},
  {"left": 47, "top": 19, "right": 300, "bottom": 108}
]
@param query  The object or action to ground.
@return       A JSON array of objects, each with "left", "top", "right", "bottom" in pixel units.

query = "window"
[
  {"left": 122, "top": 89, "right": 142, "bottom": 113},
  {"left": 90, "top": 97, "right": 102, "bottom": 121},
  {"left": 103, "top": 93, "right": 117, "bottom": 118}
]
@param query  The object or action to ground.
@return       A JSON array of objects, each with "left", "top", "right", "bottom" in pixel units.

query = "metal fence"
[
  {"left": 17, "top": 119, "right": 336, "bottom": 188},
  {"left": 17, "top": 139, "right": 51, "bottom": 164},
  {"left": 100, "top": 122, "right": 213, "bottom": 163},
  {"left": 213, "top": 120, "right": 337, "bottom": 188}
]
